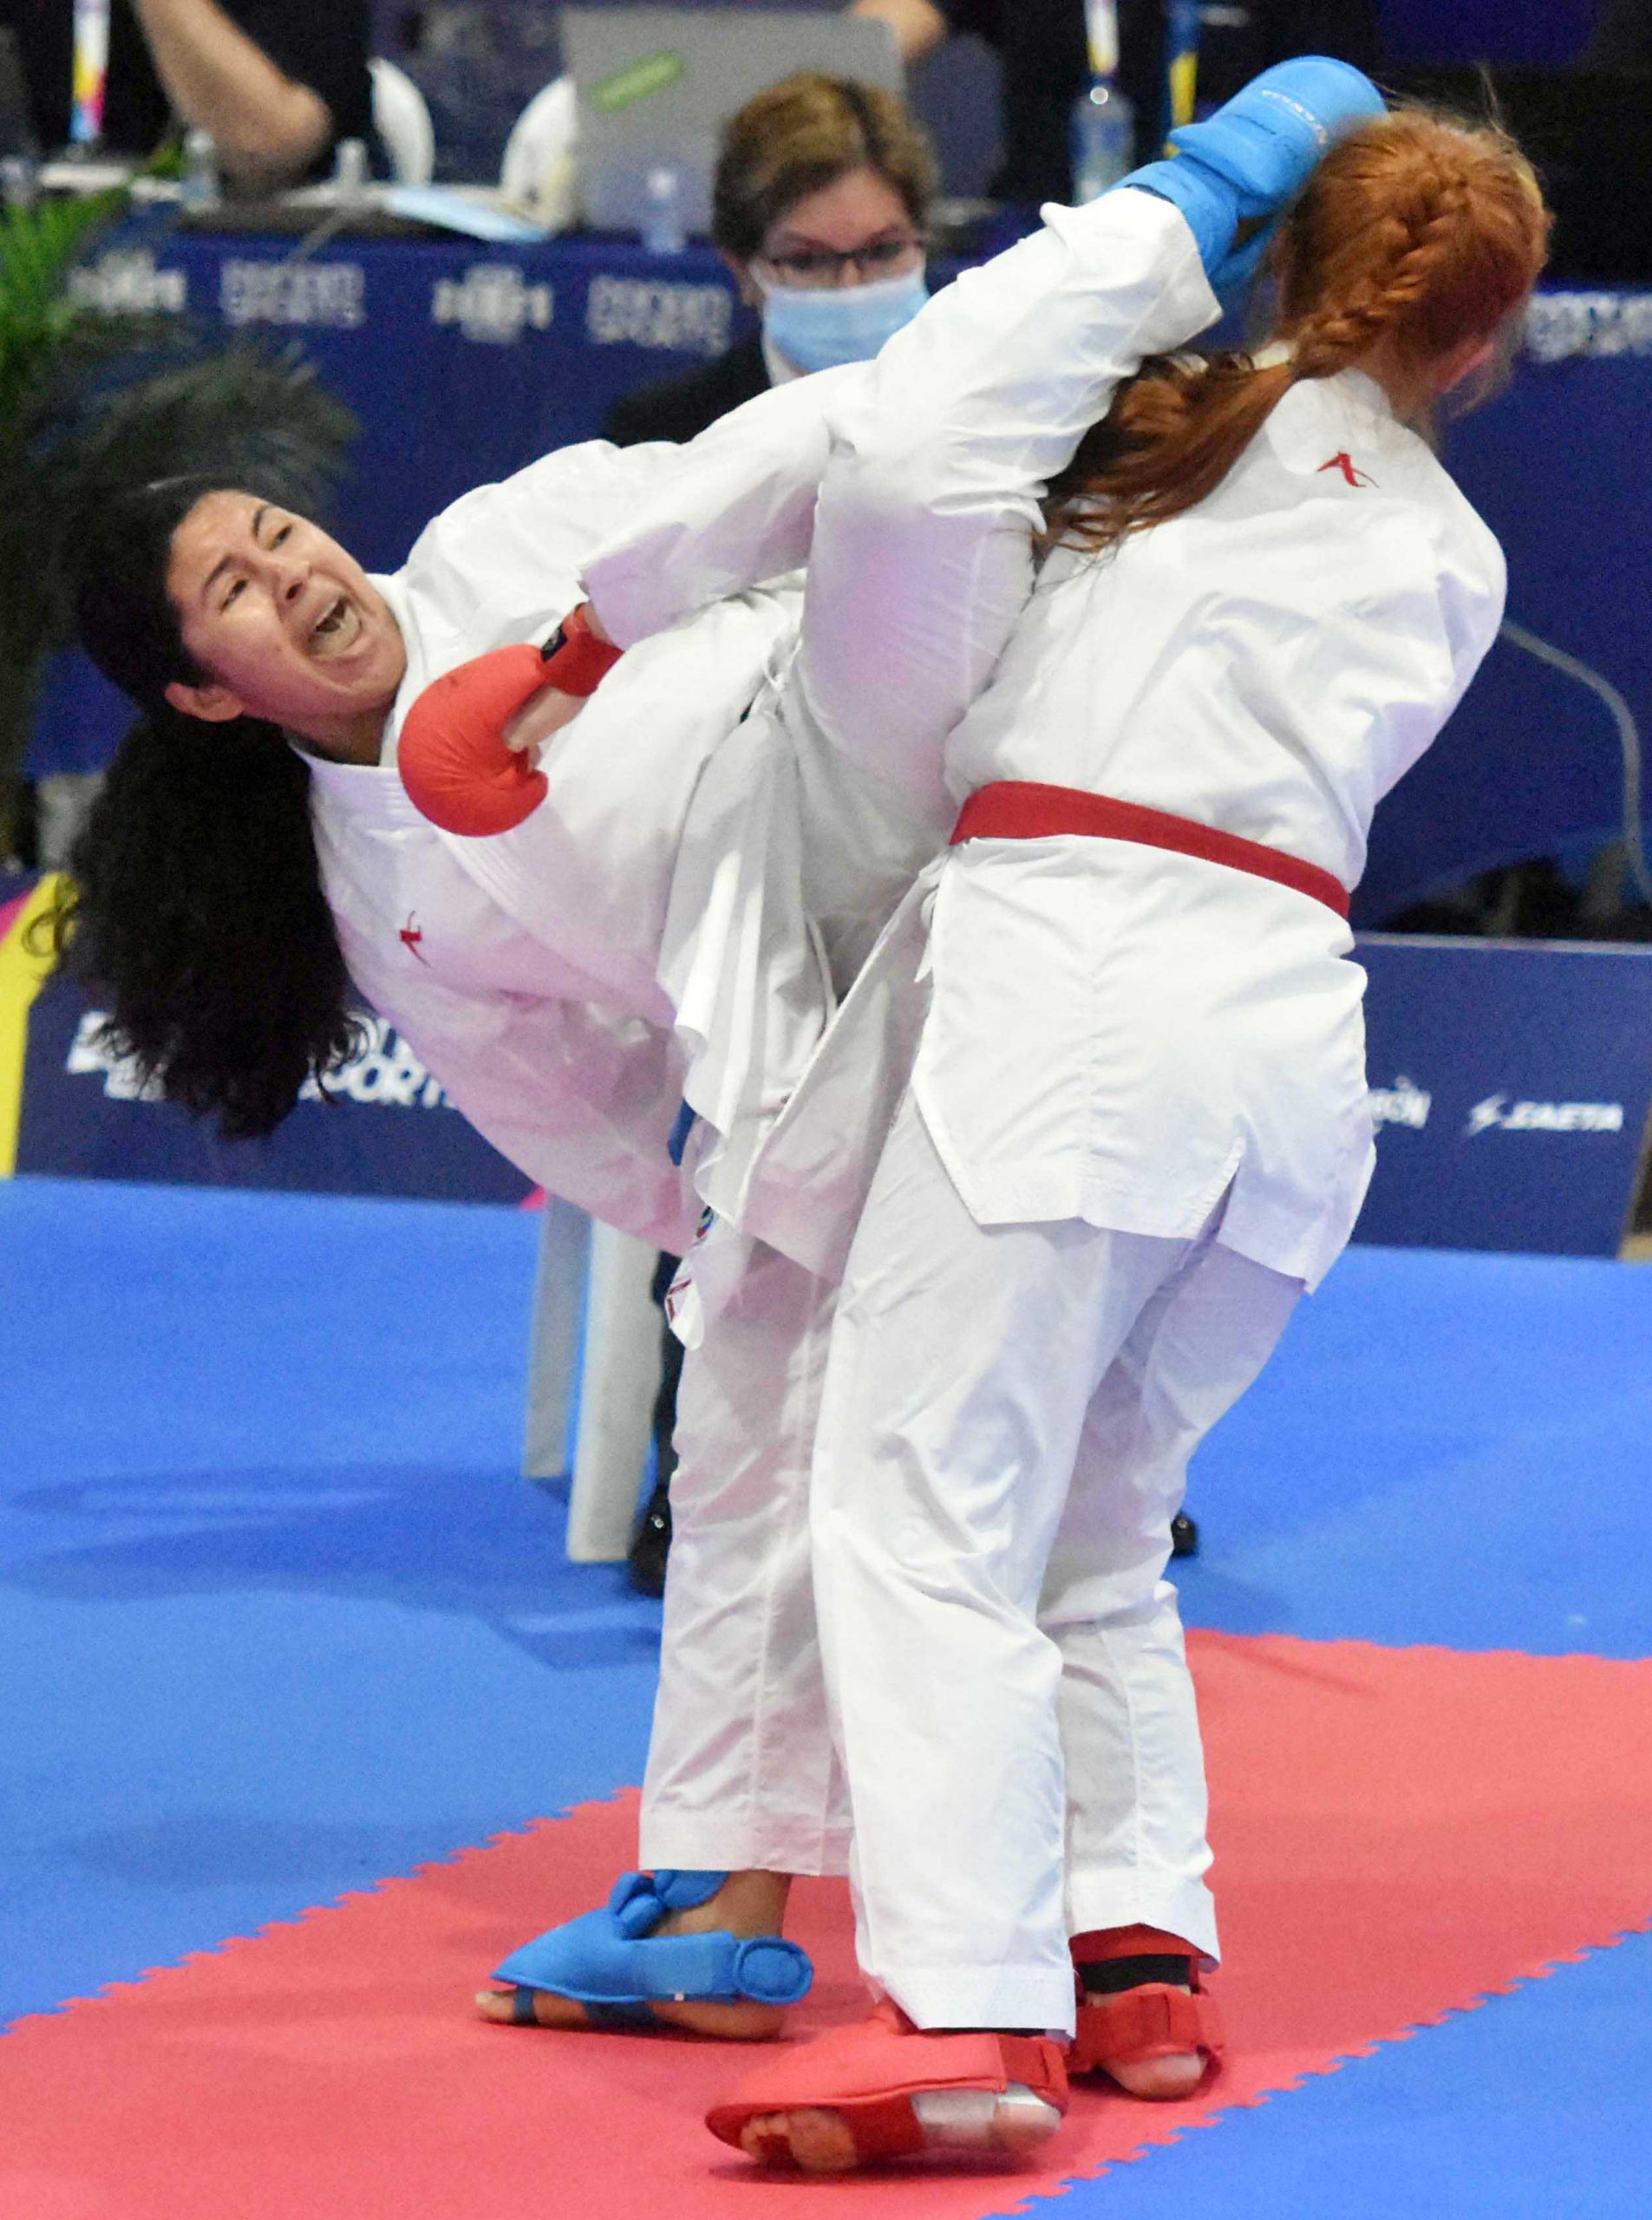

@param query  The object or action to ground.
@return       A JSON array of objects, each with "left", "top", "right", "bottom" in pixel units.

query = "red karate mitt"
[{"left": 397, "top": 643, "right": 552, "bottom": 837}]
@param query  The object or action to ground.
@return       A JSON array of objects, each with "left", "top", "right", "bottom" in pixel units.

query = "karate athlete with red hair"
[
  {"left": 463, "top": 132, "right": 1277, "bottom": 2043},
  {"left": 695, "top": 103, "right": 1550, "bottom": 2171},
  {"left": 421, "top": 60, "right": 1407, "bottom": 2151}
]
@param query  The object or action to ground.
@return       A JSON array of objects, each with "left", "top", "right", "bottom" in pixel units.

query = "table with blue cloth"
[{"left": 29, "top": 224, "right": 1652, "bottom": 920}]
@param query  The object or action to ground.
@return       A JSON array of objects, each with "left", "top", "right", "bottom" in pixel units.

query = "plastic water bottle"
[
  {"left": 642, "top": 164, "right": 686, "bottom": 255},
  {"left": 332, "top": 135, "right": 369, "bottom": 214},
  {"left": 1070, "top": 79, "right": 1135, "bottom": 203},
  {"left": 0, "top": 154, "right": 38, "bottom": 209},
  {"left": 180, "top": 127, "right": 219, "bottom": 209}
]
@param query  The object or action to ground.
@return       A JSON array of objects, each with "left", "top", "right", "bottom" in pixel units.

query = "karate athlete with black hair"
[{"left": 62, "top": 388, "right": 947, "bottom": 2047}]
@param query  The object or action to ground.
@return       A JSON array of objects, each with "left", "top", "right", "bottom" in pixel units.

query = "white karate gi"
[{"left": 791, "top": 206, "right": 1507, "bottom": 2027}]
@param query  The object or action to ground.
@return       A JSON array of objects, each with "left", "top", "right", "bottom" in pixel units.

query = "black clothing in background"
[
  {"left": 935, "top": 0, "right": 1382, "bottom": 204},
  {"left": 2, "top": 0, "right": 372, "bottom": 165},
  {"left": 1586, "top": 0, "right": 1652, "bottom": 70},
  {"left": 604, "top": 330, "right": 768, "bottom": 448}
]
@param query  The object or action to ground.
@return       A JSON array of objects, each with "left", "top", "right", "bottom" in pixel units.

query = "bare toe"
[
  {"left": 474, "top": 1986, "right": 590, "bottom": 2030},
  {"left": 1106, "top": 2051, "right": 1206, "bottom": 2100},
  {"left": 787, "top": 2109, "right": 860, "bottom": 2173},
  {"left": 737, "top": 2109, "right": 858, "bottom": 2172},
  {"left": 738, "top": 2114, "right": 795, "bottom": 2166}
]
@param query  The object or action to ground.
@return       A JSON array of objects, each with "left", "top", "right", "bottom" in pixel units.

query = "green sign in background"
[{"left": 589, "top": 51, "right": 687, "bottom": 114}]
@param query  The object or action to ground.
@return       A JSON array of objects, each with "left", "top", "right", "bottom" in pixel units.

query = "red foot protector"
[
  {"left": 397, "top": 643, "right": 551, "bottom": 837},
  {"left": 706, "top": 1997, "right": 1067, "bottom": 2162},
  {"left": 1070, "top": 1924, "right": 1224, "bottom": 2083},
  {"left": 5, "top": 1636, "right": 1652, "bottom": 2220}
]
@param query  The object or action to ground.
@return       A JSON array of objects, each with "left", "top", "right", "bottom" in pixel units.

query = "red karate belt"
[{"left": 950, "top": 780, "right": 1349, "bottom": 919}]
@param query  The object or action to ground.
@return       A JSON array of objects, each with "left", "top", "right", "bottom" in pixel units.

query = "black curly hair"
[{"left": 46, "top": 473, "right": 363, "bottom": 1139}]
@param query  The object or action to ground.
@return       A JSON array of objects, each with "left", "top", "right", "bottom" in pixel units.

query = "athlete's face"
[{"left": 164, "top": 492, "right": 407, "bottom": 760}]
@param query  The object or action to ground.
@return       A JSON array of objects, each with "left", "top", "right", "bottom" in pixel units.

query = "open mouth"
[{"left": 309, "top": 594, "right": 361, "bottom": 658}]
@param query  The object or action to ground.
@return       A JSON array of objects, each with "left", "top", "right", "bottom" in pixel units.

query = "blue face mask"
[{"left": 760, "top": 264, "right": 930, "bottom": 374}]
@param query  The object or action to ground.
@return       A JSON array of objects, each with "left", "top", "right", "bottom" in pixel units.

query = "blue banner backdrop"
[
  {"left": 1358, "top": 330, "right": 1652, "bottom": 924},
  {"left": 10, "top": 899, "right": 1652, "bottom": 1251},
  {"left": 1357, "top": 936, "right": 1652, "bottom": 1257},
  {"left": 14, "top": 959, "right": 534, "bottom": 1205}
]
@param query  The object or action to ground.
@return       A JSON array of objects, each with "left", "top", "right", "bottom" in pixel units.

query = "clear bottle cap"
[{"left": 334, "top": 137, "right": 369, "bottom": 193}]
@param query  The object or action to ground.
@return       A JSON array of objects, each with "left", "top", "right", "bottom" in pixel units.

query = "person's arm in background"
[
  {"left": 130, "top": 0, "right": 332, "bottom": 186},
  {"left": 848, "top": 0, "right": 952, "bottom": 62}
]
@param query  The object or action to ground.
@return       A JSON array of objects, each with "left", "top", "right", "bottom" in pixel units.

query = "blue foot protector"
[
  {"left": 492, "top": 1870, "right": 813, "bottom": 2030},
  {"left": 1116, "top": 56, "right": 1386, "bottom": 282}
]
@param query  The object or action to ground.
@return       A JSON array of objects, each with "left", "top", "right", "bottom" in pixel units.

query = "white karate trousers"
[
  {"left": 811, "top": 1094, "right": 1303, "bottom": 2035},
  {"left": 639, "top": 1237, "right": 852, "bottom": 1877}
]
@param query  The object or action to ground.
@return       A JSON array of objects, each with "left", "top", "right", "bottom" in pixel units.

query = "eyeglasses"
[{"left": 756, "top": 234, "right": 925, "bottom": 289}]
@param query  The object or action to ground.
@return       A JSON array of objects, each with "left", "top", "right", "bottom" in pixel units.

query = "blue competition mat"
[{"left": 2, "top": 1175, "right": 1649, "bottom": 2215}]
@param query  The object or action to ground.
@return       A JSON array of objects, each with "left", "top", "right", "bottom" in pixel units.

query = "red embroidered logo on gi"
[
  {"left": 1318, "top": 451, "right": 1376, "bottom": 488},
  {"left": 399, "top": 914, "right": 427, "bottom": 962}
]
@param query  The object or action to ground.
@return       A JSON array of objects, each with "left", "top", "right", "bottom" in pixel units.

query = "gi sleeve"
[
  {"left": 578, "top": 363, "right": 870, "bottom": 645},
  {"left": 399, "top": 435, "right": 695, "bottom": 633},
  {"left": 790, "top": 188, "right": 1225, "bottom": 817},
  {"left": 334, "top": 925, "right": 695, "bottom": 1254}
]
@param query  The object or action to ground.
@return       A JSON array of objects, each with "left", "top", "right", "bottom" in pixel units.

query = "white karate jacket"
[
  {"left": 310, "top": 191, "right": 1296, "bottom": 1276},
  {"left": 307, "top": 435, "right": 801, "bottom": 1251},
  {"left": 614, "top": 188, "right": 1505, "bottom": 1290},
  {"left": 304, "top": 359, "right": 947, "bottom": 1251},
  {"left": 797, "top": 195, "right": 1503, "bottom": 1287}
]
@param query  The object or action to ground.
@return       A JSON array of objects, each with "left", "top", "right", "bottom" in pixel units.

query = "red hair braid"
[{"left": 1045, "top": 106, "right": 1551, "bottom": 558}]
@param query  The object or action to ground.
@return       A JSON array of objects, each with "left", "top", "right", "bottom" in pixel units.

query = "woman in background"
[{"left": 605, "top": 70, "right": 936, "bottom": 447}]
